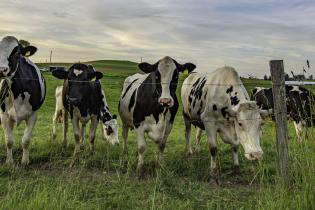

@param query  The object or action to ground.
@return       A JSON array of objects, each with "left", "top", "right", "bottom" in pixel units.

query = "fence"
[
  {"left": 270, "top": 60, "right": 290, "bottom": 186},
  {"left": 2, "top": 61, "right": 313, "bottom": 187}
]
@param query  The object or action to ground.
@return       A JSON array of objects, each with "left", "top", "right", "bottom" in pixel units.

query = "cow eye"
[{"left": 238, "top": 122, "right": 242, "bottom": 127}]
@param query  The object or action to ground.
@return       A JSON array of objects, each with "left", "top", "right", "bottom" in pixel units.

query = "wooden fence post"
[{"left": 270, "top": 60, "right": 291, "bottom": 186}]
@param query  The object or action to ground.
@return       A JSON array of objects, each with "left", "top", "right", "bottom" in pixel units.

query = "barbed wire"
[{"left": 7, "top": 77, "right": 315, "bottom": 88}]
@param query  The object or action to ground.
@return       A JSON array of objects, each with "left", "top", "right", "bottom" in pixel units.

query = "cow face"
[
  {"left": 102, "top": 115, "right": 119, "bottom": 145},
  {"left": 138, "top": 56, "right": 195, "bottom": 108},
  {"left": 228, "top": 102, "right": 265, "bottom": 160},
  {"left": 52, "top": 63, "right": 103, "bottom": 106},
  {"left": 0, "top": 36, "right": 37, "bottom": 78}
]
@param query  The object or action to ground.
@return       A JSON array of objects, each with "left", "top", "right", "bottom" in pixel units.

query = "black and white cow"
[
  {"left": 181, "top": 66, "right": 268, "bottom": 176},
  {"left": 0, "top": 36, "right": 46, "bottom": 165},
  {"left": 52, "top": 63, "right": 111, "bottom": 155},
  {"left": 252, "top": 85, "right": 315, "bottom": 139},
  {"left": 119, "top": 56, "right": 195, "bottom": 175},
  {"left": 52, "top": 85, "right": 119, "bottom": 146}
]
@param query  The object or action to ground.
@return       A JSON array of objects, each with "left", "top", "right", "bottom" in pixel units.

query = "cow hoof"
[
  {"left": 61, "top": 141, "right": 67, "bottom": 149},
  {"left": 5, "top": 159, "right": 14, "bottom": 165},
  {"left": 89, "top": 150, "right": 95, "bottom": 156},
  {"left": 21, "top": 159, "right": 30, "bottom": 166},
  {"left": 186, "top": 150, "right": 193, "bottom": 156},
  {"left": 209, "top": 177, "right": 221, "bottom": 187},
  {"left": 193, "top": 146, "right": 201, "bottom": 154},
  {"left": 80, "top": 144, "right": 84, "bottom": 151},
  {"left": 70, "top": 156, "right": 79, "bottom": 168},
  {"left": 137, "top": 166, "right": 145, "bottom": 180},
  {"left": 232, "top": 165, "right": 241, "bottom": 176},
  {"left": 210, "top": 168, "right": 220, "bottom": 185}
]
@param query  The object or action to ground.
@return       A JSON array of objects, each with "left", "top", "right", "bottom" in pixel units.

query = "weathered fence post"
[{"left": 270, "top": 60, "right": 291, "bottom": 186}]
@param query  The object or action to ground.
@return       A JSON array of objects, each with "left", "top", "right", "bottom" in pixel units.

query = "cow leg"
[
  {"left": 52, "top": 111, "right": 58, "bottom": 141},
  {"left": 1, "top": 114, "right": 15, "bottom": 164},
  {"left": 80, "top": 123, "right": 86, "bottom": 150},
  {"left": 157, "top": 123, "right": 172, "bottom": 162},
  {"left": 195, "top": 127, "right": 202, "bottom": 153},
  {"left": 293, "top": 121, "right": 304, "bottom": 141},
  {"left": 89, "top": 116, "right": 98, "bottom": 153},
  {"left": 71, "top": 115, "right": 81, "bottom": 155},
  {"left": 122, "top": 124, "right": 129, "bottom": 154},
  {"left": 231, "top": 145, "right": 240, "bottom": 174},
  {"left": 135, "top": 127, "right": 146, "bottom": 178},
  {"left": 204, "top": 121, "right": 219, "bottom": 183},
  {"left": 183, "top": 114, "right": 193, "bottom": 155},
  {"left": 100, "top": 123, "right": 106, "bottom": 140},
  {"left": 21, "top": 112, "right": 37, "bottom": 165},
  {"left": 218, "top": 131, "right": 240, "bottom": 175},
  {"left": 62, "top": 109, "right": 68, "bottom": 148}
]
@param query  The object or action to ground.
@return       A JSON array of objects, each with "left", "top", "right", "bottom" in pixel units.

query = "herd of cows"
[{"left": 0, "top": 36, "right": 314, "bottom": 179}]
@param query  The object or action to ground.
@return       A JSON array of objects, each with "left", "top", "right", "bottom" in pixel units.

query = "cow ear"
[
  {"left": 52, "top": 69, "right": 68, "bottom": 79},
  {"left": 90, "top": 71, "right": 103, "bottom": 80},
  {"left": 260, "top": 109, "right": 272, "bottom": 119},
  {"left": 138, "top": 62, "right": 156, "bottom": 73},
  {"left": 21, "top": 46, "right": 37, "bottom": 57},
  {"left": 177, "top": 63, "right": 196, "bottom": 73}
]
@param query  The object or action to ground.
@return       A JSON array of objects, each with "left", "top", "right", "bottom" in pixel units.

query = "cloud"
[{"left": 0, "top": 0, "right": 314, "bottom": 77}]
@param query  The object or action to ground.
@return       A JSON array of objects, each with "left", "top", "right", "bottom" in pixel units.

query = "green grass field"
[{"left": 0, "top": 60, "right": 314, "bottom": 209}]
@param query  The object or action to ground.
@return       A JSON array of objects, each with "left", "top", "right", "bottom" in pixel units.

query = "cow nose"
[
  {"left": 0, "top": 66, "right": 9, "bottom": 76},
  {"left": 68, "top": 97, "right": 80, "bottom": 105},
  {"left": 159, "top": 98, "right": 173, "bottom": 107},
  {"left": 248, "top": 152, "right": 263, "bottom": 160}
]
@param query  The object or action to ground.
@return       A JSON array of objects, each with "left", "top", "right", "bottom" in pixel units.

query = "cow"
[
  {"left": 118, "top": 56, "right": 196, "bottom": 176},
  {"left": 0, "top": 36, "right": 46, "bottom": 165},
  {"left": 52, "top": 63, "right": 110, "bottom": 157},
  {"left": 252, "top": 85, "right": 315, "bottom": 139},
  {"left": 181, "top": 66, "right": 268, "bottom": 180},
  {"left": 52, "top": 85, "right": 119, "bottom": 146}
]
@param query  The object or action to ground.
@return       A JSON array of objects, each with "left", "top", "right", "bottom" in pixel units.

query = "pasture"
[{"left": 0, "top": 60, "right": 314, "bottom": 209}]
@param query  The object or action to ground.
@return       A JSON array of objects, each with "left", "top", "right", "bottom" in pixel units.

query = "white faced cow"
[
  {"left": 0, "top": 36, "right": 46, "bottom": 165},
  {"left": 52, "top": 63, "right": 109, "bottom": 156},
  {"left": 181, "top": 66, "right": 268, "bottom": 177},
  {"left": 52, "top": 86, "right": 119, "bottom": 146},
  {"left": 119, "top": 56, "right": 195, "bottom": 176}
]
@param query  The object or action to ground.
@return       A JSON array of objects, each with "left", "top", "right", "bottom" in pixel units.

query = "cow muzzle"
[
  {"left": 68, "top": 97, "right": 81, "bottom": 106},
  {"left": 159, "top": 98, "right": 173, "bottom": 107},
  {"left": 0, "top": 66, "right": 9, "bottom": 77},
  {"left": 245, "top": 151, "right": 263, "bottom": 161}
]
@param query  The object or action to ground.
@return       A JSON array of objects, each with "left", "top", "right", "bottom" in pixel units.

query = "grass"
[{"left": 0, "top": 60, "right": 314, "bottom": 209}]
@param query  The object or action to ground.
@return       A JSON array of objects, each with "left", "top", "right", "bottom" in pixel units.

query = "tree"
[
  {"left": 263, "top": 75, "right": 268, "bottom": 80},
  {"left": 308, "top": 75, "right": 313, "bottom": 80},
  {"left": 19, "top": 39, "right": 30, "bottom": 47}
]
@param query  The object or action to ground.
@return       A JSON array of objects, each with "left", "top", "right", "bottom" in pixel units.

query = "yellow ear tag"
[
  {"left": 91, "top": 76, "right": 96, "bottom": 81},
  {"left": 183, "top": 69, "right": 189, "bottom": 75},
  {"left": 25, "top": 51, "right": 31, "bottom": 57}
]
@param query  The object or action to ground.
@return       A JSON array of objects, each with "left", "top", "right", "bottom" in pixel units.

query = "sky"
[{"left": 0, "top": 0, "right": 314, "bottom": 77}]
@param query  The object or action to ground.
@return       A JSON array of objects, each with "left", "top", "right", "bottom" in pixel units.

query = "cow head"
[
  {"left": 138, "top": 56, "right": 195, "bottom": 107},
  {"left": 52, "top": 63, "right": 103, "bottom": 106},
  {"left": 102, "top": 114, "right": 119, "bottom": 145},
  {"left": 0, "top": 36, "right": 37, "bottom": 78},
  {"left": 226, "top": 102, "right": 267, "bottom": 160}
]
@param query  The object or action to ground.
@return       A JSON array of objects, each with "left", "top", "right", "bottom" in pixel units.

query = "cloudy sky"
[{"left": 1, "top": 0, "right": 314, "bottom": 77}]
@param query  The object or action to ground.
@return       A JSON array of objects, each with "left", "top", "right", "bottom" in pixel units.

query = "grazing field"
[{"left": 0, "top": 60, "right": 314, "bottom": 209}]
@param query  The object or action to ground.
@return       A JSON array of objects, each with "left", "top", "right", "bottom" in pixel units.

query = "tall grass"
[
  {"left": 253, "top": 129, "right": 315, "bottom": 209},
  {"left": 0, "top": 62, "right": 314, "bottom": 209}
]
